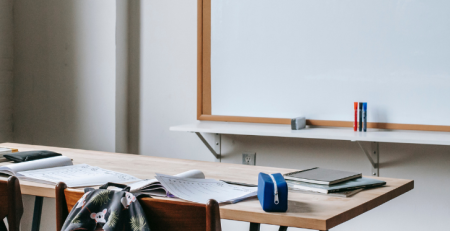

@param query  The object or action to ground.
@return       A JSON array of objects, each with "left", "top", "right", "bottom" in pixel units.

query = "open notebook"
[
  {"left": 155, "top": 173, "right": 258, "bottom": 204},
  {"left": 0, "top": 156, "right": 73, "bottom": 176},
  {"left": 127, "top": 170, "right": 205, "bottom": 197},
  {"left": 0, "top": 156, "right": 140, "bottom": 187},
  {"left": 128, "top": 170, "right": 258, "bottom": 204}
]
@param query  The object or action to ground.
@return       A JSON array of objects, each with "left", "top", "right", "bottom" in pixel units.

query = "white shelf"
[{"left": 170, "top": 121, "right": 450, "bottom": 146}]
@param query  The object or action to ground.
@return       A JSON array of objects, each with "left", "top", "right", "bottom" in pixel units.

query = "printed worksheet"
[
  {"left": 18, "top": 164, "right": 140, "bottom": 187},
  {"left": 155, "top": 173, "right": 257, "bottom": 204}
]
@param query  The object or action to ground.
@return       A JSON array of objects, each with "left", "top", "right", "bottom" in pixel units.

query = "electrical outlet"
[{"left": 242, "top": 153, "right": 256, "bottom": 165}]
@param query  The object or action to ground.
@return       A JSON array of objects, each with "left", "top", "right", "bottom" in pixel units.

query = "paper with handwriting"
[
  {"left": 18, "top": 164, "right": 140, "bottom": 187},
  {"left": 155, "top": 173, "right": 257, "bottom": 204}
]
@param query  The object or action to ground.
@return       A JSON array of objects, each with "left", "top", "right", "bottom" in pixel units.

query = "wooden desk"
[{"left": 0, "top": 143, "right": 413, "bottom": 231}]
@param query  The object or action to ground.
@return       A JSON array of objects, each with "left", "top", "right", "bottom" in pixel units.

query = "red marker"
[{"left": 354, "top": 102, "right": 358, "bottom": 131}]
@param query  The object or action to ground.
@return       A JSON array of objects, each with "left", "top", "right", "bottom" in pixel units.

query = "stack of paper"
[
  {"left": 0, "top": 147, "right": 13, "bottom": 157},
  {"left": 0, "top": 147, "right": 19, "bottom": 160}
]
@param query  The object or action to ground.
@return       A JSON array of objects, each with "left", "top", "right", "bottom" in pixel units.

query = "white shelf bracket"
[
  {"left": 356, "top": 141, "right": 379, "bottom": 176},
  {"left": 195, "top": 132, "right": 221, "bottom": 161}
]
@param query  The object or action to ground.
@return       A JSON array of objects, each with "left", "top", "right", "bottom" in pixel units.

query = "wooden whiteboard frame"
[{"left": 197, "top": 0, "right": 450, "bottom": 132}]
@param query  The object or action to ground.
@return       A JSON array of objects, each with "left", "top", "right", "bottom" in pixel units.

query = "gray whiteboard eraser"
[{"left": 291, "top": 117, "right": 306, "bottom": 130}]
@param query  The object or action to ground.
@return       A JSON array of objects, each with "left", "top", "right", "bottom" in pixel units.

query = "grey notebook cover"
[
  {"left": 286, "top": 177, "right": 386, "bottom": 193},
  {"left": 284, "top": 167, "right": 361, "bottom": 185}
]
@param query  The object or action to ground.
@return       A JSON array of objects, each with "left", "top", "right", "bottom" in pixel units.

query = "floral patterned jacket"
[{"left": 61, "top": 183, "right": 150, "bottom": 231}]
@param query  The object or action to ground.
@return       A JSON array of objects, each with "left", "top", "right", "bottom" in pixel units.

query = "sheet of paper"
[
  {"left": 18, "top": 164, "right": 140, "bottom": 187},
  {"left": 155, "top": 173, "right": 257, "bottom": 204}
]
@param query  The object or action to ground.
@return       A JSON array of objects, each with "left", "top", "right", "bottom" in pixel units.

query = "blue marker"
[{"left": 363, "top": 103, "right": 367, "bottom": 132}]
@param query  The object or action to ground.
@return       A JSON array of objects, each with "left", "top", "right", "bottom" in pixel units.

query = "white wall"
[
  {"left": 139, "top": 0, "right": 214, "bottom": 161},
  {"left": 0, "top": 0, "right": 13, "bottom": 142},
  {"left": 139, "top": 1, "right": 450, "bottom": 231}
]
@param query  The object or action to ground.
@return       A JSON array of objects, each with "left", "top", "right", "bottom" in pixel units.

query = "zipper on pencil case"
[{"left": 269, "top": 174, "right": 279, "bottom": 205}]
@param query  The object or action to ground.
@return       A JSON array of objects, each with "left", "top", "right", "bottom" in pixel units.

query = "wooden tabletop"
[{"left": 0, "top": 143, "right": 413, "bottom": 230}]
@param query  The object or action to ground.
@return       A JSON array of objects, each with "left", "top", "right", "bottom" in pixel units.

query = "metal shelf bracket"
[
  {"left": 195, "top": 132, "right": 221, "bottom": 161},
  {"left": 356, "top": 141, "right": 379, "bottom": 176}
]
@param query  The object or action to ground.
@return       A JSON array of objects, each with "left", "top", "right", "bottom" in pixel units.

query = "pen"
[
  {"left": 359, "top": 102, "right": 363, "bottom": 132},
  {"left": 220, "top": 180, "right": 257, "bottom": 187},
  {"left": 354, "top": 102, "right": 358, "bottom": 131},
  {"left": 363, "top": 102, "right": 367, "bottom": 132}
]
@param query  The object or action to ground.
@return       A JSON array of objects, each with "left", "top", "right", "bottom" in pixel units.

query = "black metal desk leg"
[
  {"left": 249, "top": 222, "right": 261, "bottom": 231},
  {"left": 278, "top": 226, "right": 288, "bottom": 231},
  {"left": 31, "top": 196, "right": 44, "bottom": 231}
]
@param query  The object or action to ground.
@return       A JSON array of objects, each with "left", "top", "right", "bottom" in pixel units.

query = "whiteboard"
[{"left": 210, "top": 0, "right": 450, "bottom": 126}]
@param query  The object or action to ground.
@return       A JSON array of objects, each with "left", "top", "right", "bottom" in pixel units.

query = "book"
[
  {"left": 283, "top": 167, "right": 361, "bottom": 185},
  {"left": 0, "top": 147, "right": 19, "bottom": 158},
  {"left": 0, "top": 156, "right": 73, "bottom": 176},
  {"left": 286, "top": 177, "right": 386, "bottom": 194},
  {"left": 127, "top": 169, "right": 205, "bottom": 197},
  {"left": 288, "top": 187, "right": 363, "bottom": 198}
]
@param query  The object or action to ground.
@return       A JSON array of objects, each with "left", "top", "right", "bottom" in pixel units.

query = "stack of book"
[
  {"left": 0, "top": 147, "right": 19, "bottom": 163},
  {"left": 283, "top": 167, "right": 386, "bottom": 198}
]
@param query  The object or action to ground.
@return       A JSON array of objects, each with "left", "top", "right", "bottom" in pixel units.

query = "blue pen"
[{"left": 363, "top": 103, "right": 367, "bottom": 132}]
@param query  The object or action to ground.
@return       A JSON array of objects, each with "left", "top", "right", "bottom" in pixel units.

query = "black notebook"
[{"left": 283, "top": 167, "right": 362, "bottom": 185}]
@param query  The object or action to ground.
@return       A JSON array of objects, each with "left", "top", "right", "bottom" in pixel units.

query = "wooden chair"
[
  {"left": 55, "top": 182, "right": 221, "bottom": 231},
  {"left": 0, "top": 176, "right": 24, "bottom": 231}
]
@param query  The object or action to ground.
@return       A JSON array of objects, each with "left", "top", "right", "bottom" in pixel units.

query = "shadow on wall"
[
  {"left": 13, "top": 0, "right": 79, "bottom": 148},
  {"left": 13, "top": 0, "right": 142, "bottom": 153},
  {"left": 0, "top": 0, "right": 14, "bottom": 142},
  {"left": 115, "top": 0, "right": 142, "bottom": 154},
  {"left": 127, "top": 0, "right": 141, "bottom": 154}
]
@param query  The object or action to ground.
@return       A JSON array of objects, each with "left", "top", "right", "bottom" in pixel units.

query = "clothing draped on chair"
[{"left": 61, "top": 184, "right": 150, "bottom": 231}]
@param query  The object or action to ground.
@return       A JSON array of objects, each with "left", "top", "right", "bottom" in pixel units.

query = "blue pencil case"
[{"left": 257, "top": 172, "right": 288, "bottom": 212}]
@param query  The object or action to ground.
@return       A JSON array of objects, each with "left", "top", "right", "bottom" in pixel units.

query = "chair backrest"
[
  {"left": 55, "top": 182, "right": 221, "bottom": 231},
  {"left": 0, "top": 176, "right": 24, "bottom": 231}
]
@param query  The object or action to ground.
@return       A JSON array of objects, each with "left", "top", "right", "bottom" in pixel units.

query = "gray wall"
[
  {"left": 13, "top": 0, "right": 117, "bottom": 152},
  {"left": 13, "top": 2, "right": 117, "bottom": 229},
  {"left": 0, "top": 0, "right": 13, "bottom": 142},
  {"left": 8, "top": 0, "right": 450, "bottom": 231}
]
